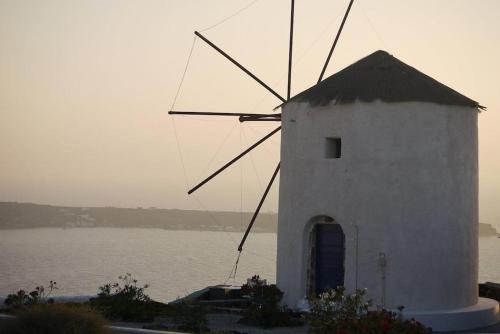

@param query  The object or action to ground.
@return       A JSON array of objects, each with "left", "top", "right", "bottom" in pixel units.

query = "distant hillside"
[
  {"left": 0, "top": 202, "right": 277, "bottom": 232},
  {"left": 479, "top": 223, "right": 498, "bottom": 236},
  {"left": 0, "top": 202, "right": 497, "bottom": 236}
]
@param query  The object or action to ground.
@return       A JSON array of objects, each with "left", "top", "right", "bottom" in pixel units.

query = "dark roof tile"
[{"left": 288, "top": 50, "right": 481, "bottom": 109}]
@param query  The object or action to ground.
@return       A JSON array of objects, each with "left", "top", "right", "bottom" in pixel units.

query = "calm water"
[{"left": 0, "top": 228, "right": 498, "bottom": 302}]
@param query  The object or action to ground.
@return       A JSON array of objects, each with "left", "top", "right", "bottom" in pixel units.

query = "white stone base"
[{"left": 403, "top": 298, "right": 499, "bottom": 332}]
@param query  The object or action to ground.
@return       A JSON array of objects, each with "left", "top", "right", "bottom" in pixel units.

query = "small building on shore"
[{"left": 276, "top": 50, "right": 499, "bottom": 331}]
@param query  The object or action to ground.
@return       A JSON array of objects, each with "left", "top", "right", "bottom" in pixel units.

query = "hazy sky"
[{"left": 1, "top": 0, "right": 499, "bottom": 228}]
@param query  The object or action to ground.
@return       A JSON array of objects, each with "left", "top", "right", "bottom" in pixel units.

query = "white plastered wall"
[{"left": 276, "top": 100, "right": 478, "bottom": 312}]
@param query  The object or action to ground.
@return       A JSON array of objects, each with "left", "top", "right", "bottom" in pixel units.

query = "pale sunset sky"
[{"left": 1, "top": 0, "right": 499, "bottom": 228}]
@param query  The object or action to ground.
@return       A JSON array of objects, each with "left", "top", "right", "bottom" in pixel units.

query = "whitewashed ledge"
[
  {"left": 0, "top": 314, "right": 186, "bottom": 334},
  {"left": 109, "top": 325, "right": 185, "bottom": 334}
]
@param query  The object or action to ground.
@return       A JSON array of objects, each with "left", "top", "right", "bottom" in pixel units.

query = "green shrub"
[
  {"left": 89, "top": 273, "right": 163, "bottom": 322},
  {"left": 170, "top": 302, "right": 209, "bottom": 333},
  {"left": 479, "top": 283, "right": 500, "bottom": 302},
  {"left": 306, "top": 287, "right": 371, "bottom": 332},
  {"left": 356, "top": 309, "right": 432, "bottom": 334},
  {"left": 239, "top": 275, "right": 302, "bottom": 328},
  {"left": 1, "top": 304, "right": 110, "bottom": 334},
  {"left": 4, "top": 281, "right": 58, "bottom": 309},
  {"left": 306, "top": 287, "right": 432, "bottom": 334}
]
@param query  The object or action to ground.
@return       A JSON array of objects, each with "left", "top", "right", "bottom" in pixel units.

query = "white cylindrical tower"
[{"left": 276, "top": 51, "right": 498, "bottom": 331}]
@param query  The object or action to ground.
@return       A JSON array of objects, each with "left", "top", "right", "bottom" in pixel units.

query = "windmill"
[
  {"left": 169, "top": 0, "right": 355, "bottom": 255},
  {"left": 168, "top": 1, "right": 500, "bottom": 330}
]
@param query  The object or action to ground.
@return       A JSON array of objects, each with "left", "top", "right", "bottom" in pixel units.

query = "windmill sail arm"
[
  {"left": 317, "top": 0, "right": 355, "bottom": 83},
  {"left": 194, "top": 31, "right": 286, "bottom": 103},
  {"left": 239, "top": 117, "right": 281, "bottom": 122},
  {"left": 169, "top": 110, "right": 281, "bottom": 122},
  {"left": 187, "top": 126, "right": 281, "bottom": 195},
  {"left": 168, "top": 110, "right": 268, "bottom": 117},
  {"left": 287, "top": 0, "right": 295, "bottom": 100},
  {"left": 238, "top": 162, "right": 280, "bottom": 252},
  {"left": 239, "top": 114, "right": 281, "bottom": 122}
]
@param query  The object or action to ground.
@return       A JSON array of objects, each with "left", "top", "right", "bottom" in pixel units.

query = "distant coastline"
[
  {"left": 0, "top": 202, "right": 497, "bottom": 236},
  {"left": 479, "top": 222, "right": 498, "bottom": 236},
  {"left": 0, "top": 202, "right": 277, "bottom": 232}
]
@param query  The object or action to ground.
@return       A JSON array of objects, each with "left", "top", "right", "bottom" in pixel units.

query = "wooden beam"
[
  {"left": 317, "top": 0, "right": 355, "bottom": 83},
  {"left": 238, "top": 162, "right": 280, "bottom": 252},
  {"left": 195, "top": 31, "right": 286, "bottom": 103},
  {"left": 188, "top": 126, "right": 281, "bottom": 194},
  {"left": 287, "top": 0, "right": 295, "bottom": 100},
  {"left": 239, "top": 115, "right": 281, "bottom": 122},
  {"left": 169, "top": 110, "right": 267, "bottom": 117}
]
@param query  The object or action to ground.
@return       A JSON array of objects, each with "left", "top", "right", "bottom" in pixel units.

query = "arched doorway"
[{"left": 307, "top": 219, "right": 345, "bottom": 296}]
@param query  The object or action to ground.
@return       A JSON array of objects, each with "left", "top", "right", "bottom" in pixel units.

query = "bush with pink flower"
[{"left": 306, "top": 287, "right": 432, "bottom": 334}]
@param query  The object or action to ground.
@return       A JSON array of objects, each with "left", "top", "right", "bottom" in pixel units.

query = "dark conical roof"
[{"left": 289, "top": 50, "right": 481, "bottom": 109}]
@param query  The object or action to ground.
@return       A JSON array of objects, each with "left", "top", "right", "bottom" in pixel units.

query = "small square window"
[{"left": 325, "top": 138, "right": 341, "bottom": 159}]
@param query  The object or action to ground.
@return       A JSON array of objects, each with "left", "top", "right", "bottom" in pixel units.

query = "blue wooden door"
[{"left": 315, "top": 224, "right": 345, "bottom": 295}]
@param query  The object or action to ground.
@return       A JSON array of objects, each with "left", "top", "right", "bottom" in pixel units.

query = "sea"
[{"left": 0, "top": 228, "right": 499, "bottom": 303}]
